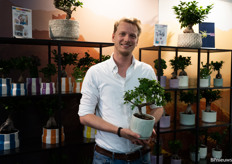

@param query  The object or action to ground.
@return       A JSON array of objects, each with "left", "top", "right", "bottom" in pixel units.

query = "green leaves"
[
  {"left": 200, "top": 89, "right": 221, "bottom": 104},
  {"left": 154, "top": 59, "right": 167, "bottom": 76},
  {"left": 200, "top": 62, "right": 212, "bottom": 79},
  {"left": 40, "top": 64, "right": 57, "bottom": 82}
]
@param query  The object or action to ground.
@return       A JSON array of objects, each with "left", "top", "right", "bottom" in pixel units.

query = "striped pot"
[
  {"left": 0, "top": 130, "right": 20, "bottom": 151},
  {"left": 26, "top": 78, "right": 41, "bottom": 95},
  {"left": 11, "top": 83, "right": 27, "bottom": 96},
  {"left": 83, "top": 125, "right": 97, "bottom": 139},
  {"left": 60, "top": 77, "right": 72, "bottom": 93},
  {"left": 40, "top": 82, "right": 56, "bottom": 95},
  {"left": 0, "top": 78, "right": 11, "bottom": 96},
  {"left": 42, "top": 127, "right": 65, "bottom": 144},
  {"left": 73, "top": 78, "right": 83, "bottom": 93}
]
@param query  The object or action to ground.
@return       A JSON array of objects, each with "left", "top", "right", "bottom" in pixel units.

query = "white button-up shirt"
[{"left": 78, "top": 54, "right": 158, "bottom": 153}]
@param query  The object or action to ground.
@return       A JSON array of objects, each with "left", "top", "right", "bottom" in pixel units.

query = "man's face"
[{"left": 112, "top": 22, "right": 139, "bottom": 56}]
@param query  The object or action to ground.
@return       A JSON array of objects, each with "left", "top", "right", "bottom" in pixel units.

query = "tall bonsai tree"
[
  {"left": 154, "top": 58, "right": 167, "bottom": 76},
  {"left": 162, "top": 91, "right": 172, "bottom": 116},
  {"left": 211, "top": 61, "right": 224, "bottom": 79},
  {"left": 168, "top": 139, "right": 182, "bottom": 160},
  {"left": 200, "top": 89, "right": 221, "bottom": 112},
  {"left": 28, "top": 55, "right": 41, "bottom": 78},
  {"left": 178, "top": 55, "right": 191, "bottom": 76},
  {"left": 40, "top": 64, "right": 57, "bottom": 82},
  {"left": 179, "top": 90, "right": 198, "bottom": 114},
  {"left": 169, "top": 56, "right": 180, "bottom": 79}
]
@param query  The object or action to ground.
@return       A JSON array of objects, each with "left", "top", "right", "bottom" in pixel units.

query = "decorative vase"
[
  {"left": 42, "top": 127, "right": 65, "bottom": 144},
  {"left": 169, "top": 79, "right": 179, "bottom": 88},
  {"left": 40, "top": 82, "right": 56, "bottom": 95},
  {"left": 60, "top": 77, "right": 72, "bottom": 93},
  {"left": 202, "top": 110, "right": 217, "bottom": 123},
  {"left": 0, "top": 130, "right": 20, "bottom": 151},
  {"left": 11, "top": 83, "right": 27, "bottom": 96},
  {"left": 178, "top": 75, "right": 188, "bottom": 88},
  {"left": 130, "top": 113, "right": 155, "bottom": 139},
  {"left": 177, "top": 33, "right": 202, "bottom": 48},
  {"left": 159, "top": 115, "right": 170, "bottom": 128},
  {"left": 49, "top": 19, "right": 79, "bottom": 41},
  {"left": 0, "top": 78, "right": 11, "bottom": 96},
  {"left": 212, "top": 148, "right": 222, "bottom": 159},
  {"left": 26, "top": 77, "right": 41, "bottom": 95},
  {"left": 151, "top": 154, "right": 163, "bottom": 164},
  {"left": 179, "top": 112, "right": 195, "bottom": 126},
  {"left": 213, "top": 78, "right": 223, "bottom": 87}
]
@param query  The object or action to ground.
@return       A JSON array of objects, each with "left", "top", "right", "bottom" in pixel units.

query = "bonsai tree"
[
  {"left": 169, "top": 56, "right": 180, "bottom": 79},
  {"left": 52, "top": 49, "right": 78, "bottom": 77},
  {"left": 124, "top": 78, "right": 165, "bottom": 119},
  {"left": 179, "top": 90, "right": 197, "bottom": 114},
  {"left": 28, "top": 55, "right": 41, "bottom": 78},
  {"left": 173, "top": 1, "right": 213, "bottom": 33},
  {"left": 39, "top": 64, "right": 57, "bottom": 82},
  {"left": 76, "top": 52, "right": 97, "bottom": 73},
  {"left": 209, "top": 129, "right": 227, "bottom": 151},
  {"left": 200, "top": 62, "right": 212, "bottom": 79},
  {"left": 0, "top": 59, "right": 13, "bottom": 78},
  {"left": 53, "top": 0, "right": 83, "bottom": 19},
  {"left": 200, "top": 89, "right": 221, "bottom": 112},
  {"left": 168, "top": 139, "right": 182, "bottom": 160},
  {"left": 153, "top": 58, "right": 167, "bottom": 76},
  {"left": 211, "top": 61, "right": 224, "bottom": 79},
  {"left": 178, "top": 55, "right": 191, "bottom": 76},
  {"left": 162, "top": 91, "right": 172, "bottom": 117}
]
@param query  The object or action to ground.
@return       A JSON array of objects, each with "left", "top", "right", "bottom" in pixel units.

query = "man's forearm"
[{"left": 149, "top": 107, "right": 164, "bottom": 123}]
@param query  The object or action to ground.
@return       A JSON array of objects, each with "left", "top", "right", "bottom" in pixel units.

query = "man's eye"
[
  {"left": 120, "top": 33, "right": 126, "bottom": 36},
  {"left": 130, "top": 35, "right": 136, "bottom": 38}
]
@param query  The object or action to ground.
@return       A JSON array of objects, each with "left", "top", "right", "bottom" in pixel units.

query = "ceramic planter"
[
  {"left": 11, "top": 83, "right": 27, "bottom": 96},
  {"left": 171, "top": 158, "right": 181, "bottom": 164},
  {"left": 73, "top": 78, "right": 83, "bottom": 93},
  {"left": 40, "top": 82, "right": 56, "bottom": 95},
  {"left": 42, "top": 127, "right": 65, "bottom": 144},
  {"left": 151, "top": 154, "right": 163, "bottom": 164},
  {"left": 157, "top": 76, "right": 166, "bottom": 88},
  {"left": 0, "top": 130, "right": 20, "bottom": 150},
  {"left": 0, "top": 78, "right": 11, "bottom": 96},
  {"left": 212, "top": 148, "right": 222, "bottom": 159},
  {"left": 60, "top": 77, "right": 72, "bottom": 93},
  {"left": 130, "top": 113, "right": 155, "bottom": 139},
  {"left": 159, "top": 115, "right": 170, "bottom": 128},
  {"left": 199, "top": 144, "right": 207, "bottom": 159},
  {"left": 202, "top": 110, "right": 217, "bottom": 123},
  {"left": 169, "top": 79, "right": 179, "bottom": 88},
  {"left": 213, "top": 78, "right": 223, "bottom": 87},
  {"left": 179, "top": 112, "right": 195, "bottom": 126},
  {"left": 83, "top": 125, "right": 97, "bottom": 139},
  {"left": 26, "top": 77, "right": 41, "bottom": 95},
  {"left": 177, "top": 33, "right": 202, "bottom": 48},
  {"left": 190, "top": 151, "right": 200, "bottom": 162},
  {"left": 178, "top": 75, "right": 188, "bottom": 88},
  {"left": 200, "top": 79, "right": 209, "bottom": 87}
]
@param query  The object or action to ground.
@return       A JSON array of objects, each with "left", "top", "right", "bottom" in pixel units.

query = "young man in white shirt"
[{"left": 78, "top": 17, "right": 163, "bottom": 164}]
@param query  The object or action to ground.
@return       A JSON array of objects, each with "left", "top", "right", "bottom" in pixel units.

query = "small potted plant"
[
  {"left": 173, "top": 1, "right": 213, "bottom": 48},
  {"left": 49, "top": 0, "right": 83, "bottom": 40},
  {"left": 168, "top": 139, "right": 182, "bottom": 164},
  {"left": 189, "top": 144, "right": 200, "bottom": 162},
  {"left": 200, "top": 89, "right": 221, "bottom": 123},
  {"left": 169, "top": 56, "right": 180, "bottom": 88},
  {"left": 151, "top": 140, "right": 163, "bottom": 164},
  {"left": 0, "top": 59, "right": 13, "bottom": 96},
  {"left": 159, "top": 91, "right": 172, "bottom": 128},
  {"left": 179, "top": 90, "right": 197, "bottom": 126},
  {"left": 177, "top": 55, "right": 191, "bottom": 88},
  {"left": 199, "top": 129, "right": 208, "bottom": 159},
  {"left": 211, "top": 61, "right": 224, "bottom": 87},
  {"left": 52, "top": 49, "right": 78, "bottom": 93},
  {"left": 124, "top": 78, "right": 165, "bottom": 139},
  {"left": 154, "top": 58, "right": 167, "bottom": 87},
  {"left": 39, "top": 63, "right": 57, "bottom": 95},
  {"left": 200, "top": 62, "right": 212, "bottom": 87}
]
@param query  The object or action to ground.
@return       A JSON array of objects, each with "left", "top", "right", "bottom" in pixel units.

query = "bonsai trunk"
[
  {"left": 205, "top": 102, "right": 211, "bottom": 112},
  {"left": 216, "top": 70, "right": 222, "bottom": 79},
  {"left": 0, "top": 116, "right": 16, "bottom": 133},
  {"left": 45, "top": 116, "right": 58, "bottom": 129},
  {"left": 185, "top": 104, "right": 194, "bottom": 114},
  {"left": 183, "top": 24, "right": 194, "bottom": 33},
  {"left": 179, "top": 69, "right": 187, "bottom": 76},
  {"left": 171, "top": 71, "right": 178, "bottom": 79},
  {"left": 18, "top": 73, "right": 24, "bottom": 83}
]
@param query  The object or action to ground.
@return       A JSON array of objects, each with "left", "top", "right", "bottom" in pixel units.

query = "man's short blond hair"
[{"left": 113, "top": 18, "right": 142, "bottom": 37}]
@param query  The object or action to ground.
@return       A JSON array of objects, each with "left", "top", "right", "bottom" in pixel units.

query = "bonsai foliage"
[
  {"left": 200, "top": 62, "right": 212, "bottom": 79},
  {"left": 40, "top": 64, "right": 57, "bottom": 82},
  {"left": 178, "top": 55, "right": 191, "bottom": 76},
  {"left": 210, "top": 129, "right": 227, "bottom": 150},
  {"left": 28, "top": 55, "right": 41, "bottom": 78},
  {"left": 200, "top": 89, "right": 221, "bottom": 112},
  {"left": 169, "top": 56, "right": 180, "bottom": 79},
  {"left": 152, "top": 141, "right": 162, "bottom": 156},
  {"left": 162, "top": 91, "right": 172, "bottom": 116},
  {"left": 168, "top": 139, "right": 182, "bottom": 159},
  {"left": 0, "top": 59, "right": 13, "bottom": 78},
  {"left": 211, "top": 61, "right": 224, "bottom": 79},
  {"left": 124, "top": 78, "right": 165, "bottom": 116},
  {"left": 154, "top": 58, "right": 167, "bottom": 76},
  {"left": 173, "top": 1, "right": 213, "bottom": 33},
  {"left": 53, "top": 0, "right": 83, "bottom": 19},
  {"left": 52, "top": 49, "right": 78, "bottom": 77},
  {"left": 179, "top": 90, "right": 197, "bottom": 114}
]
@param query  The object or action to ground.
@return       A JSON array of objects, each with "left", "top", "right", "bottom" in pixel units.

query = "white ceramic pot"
[
  {"left": 199, "top": 145, "right": 207, "bottom": 159},
  {"left": 178, "top": 75, "right": 188, "bottom": 88},
  {"left": 0, "top": 130, "right": 20, "bottom": 150},
  {"left": 60, "top": 77, "right": 72, "bottom": 93},
  {"left": 171, "top": 158, "right": 181, "bottom": 164},
  {"left": 73, "top": 78, "right": 83, "bottom": 93},
  {"left": 40, "top": 82, "right": 56, "bottom": 95},
  {"left": 169, "top": 79, "right": 179, "bottom": 88},
  {"left": 202, "top": 110, "right": 217, "bottom": 123},
  {"left": 157, "top": 76, "right": 166, "bottom": 88},
  {"left": 159, "top": 115, "right": 170, "bottom": 128},
  {"left": 200, "top": 79, "right": 209, "bottom": 87},
  {"left": 42, "top": 127, "right": 65, "bottom": 144},
  {"left": 213, "top": 78, "right": 223, "bottom": 87},
  {"left": 0, "top": 78, "right": 11, "bottom": 96},
  {"left": 177, "top": 33, "right": 202, "bottom": 48},
  {"left": 180, "top": 112, "right": 195, "bottom": 126},
  {"left": 26, "top": 77, "right": 41, "bottom": 95},
  {"left": 130, "top": 113, "right": 155, "bottom": 139},
  {"left": 190, "top": 151, "right": 200, "bottom": 162},
  {"left": 212, "top": 148, "right": 222, "bottom": 159},
  {"left": 151, "top": 154, "right": 163, "bottom": 164}
]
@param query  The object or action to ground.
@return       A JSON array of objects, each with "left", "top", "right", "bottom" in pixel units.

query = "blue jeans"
[{"left": 92, "top": 150, "right": 151, "bottom": 164}]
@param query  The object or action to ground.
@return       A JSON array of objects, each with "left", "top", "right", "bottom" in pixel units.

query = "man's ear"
[{"left": 112, "top": 33, "right": 115, "bottom": 42}]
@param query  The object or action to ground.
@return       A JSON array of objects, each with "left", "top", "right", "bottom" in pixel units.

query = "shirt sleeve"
[{"left": 78, "top": 67, "right": 99, "bottom": 116}]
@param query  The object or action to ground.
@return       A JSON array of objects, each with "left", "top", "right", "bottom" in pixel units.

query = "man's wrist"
[{"left": 117, "top": 127, "right": 123, "bottom": 137}]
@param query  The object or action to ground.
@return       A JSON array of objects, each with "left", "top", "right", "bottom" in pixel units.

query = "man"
[{"left": 78, "top": 17, "right": 163, "bottom": 164}]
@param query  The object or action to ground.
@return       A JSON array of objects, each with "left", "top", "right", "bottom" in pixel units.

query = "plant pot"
[
  {"left": 179, "top": 112, "right": 195, "bottom": 126},
  {"left": 157, "top": 76, "right": 166, "bottom": 88},
  {"left": 49, "top": 19, "right": 79, "bottom": 41},
  {"left": 130, "top": 113, "right": 155, "bottom": 139},
  {"left": 200, "top": 79, "right": 209, "bottom": 87},
  {"left": 73, "top": 80, "right": 83, "bottom": 93},
  {"left": 178, "top": 75, "right": 188, "bottom": 88},
  {"left": 213, "top": 78, "right": 223, "bottom": 87},
  {"left": 202, "top": 110, "right": 217, "bottom": 123},
  {"left": 159, "top": 115, "right": 170, "bottom": 128},
  {"left": 151, "top": 154, "right": 163, "bottom": 164},
  {"left": 212, "top": 148, "right": 222, "bottom": 159},
  {"left": 83, "top": 125, "right": 97, "bottom": 139},
  {"left": 171, "top": 158, "right": 181, "bottom": 164},
  {"left": 169, "top": 79, "right": 179, "bottom": 88},
  {"left": 199, "top": 144, "right": 207, "bottom": 159},
  {"left": 0, "top": 130, "right": 20, "bottom": 150},
  {"left": 177, "top": 33, "right": 202, "bottom": 48},
  {"left": 0, "top": 78, "right": 11, "bottom": 96},
  {"left": 11, "top": 83, "right": 27, "bottom": 96},
  {"left": 60, "top": 77, "right": 72, "bottom": 93},
  {"left": 42, "top": 127, "right": 65, "bottom": 144},
  {"left": 40, "top": 82, "right": 56, "bottom": 95},
  {"left": 26, "top": 77, "right": 41, "bottom": 95},
  {"left": 190, "top": 151, "right": 200, "bottom": 162}
]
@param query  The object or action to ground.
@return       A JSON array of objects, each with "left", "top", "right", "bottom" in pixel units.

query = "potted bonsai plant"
[
  {"left": 159, "top": 91, "right": 172, "bottom": 128},
  {"left": 0, "top": 59, "right": 13, "bottom": 96},
  {"left": 177, "top": 55, "right": 191, "bottom": 88},
  {"left": 26, "top": 55, "right": 41, "bottom": 95},
  {"left": 211, "top": 61, "right": 224, "bottom": 87},
  {"left": 199, "top": 129, "right": 208, "bottom": 159},
  {"left": 168, "top": 139, "right": 182, "bottom": 164},
  {"left": 169, "top": 56, "right": 180, "bottom": 88},
  {"left": 151, "top": 140, "right": 163, "bottom": 164},
  {"left": 200, "top": 62, "right": 212, "bottom": 87},
  {"left": 124, "top": 78, "right": 165, "bottom": 139},
  {"left": 39, "top": 63, "right": 57, "bottom": 95},
  {"left": 179, "top": 90, "right": 197, "bottom": 126},
  {"left": 173, "top": 1, "right": 213, "bottom": 48},
  {"left": 200, "top": 89, "right": 221, "bottom": 123},
  {"left": 52, "top": 49, "right": 78, "bottom": 93},
  {"left": 154, "top": 58, "right": 167, "bottom": 88},
  {"left": 189, "top": 144, "right": 200, "bottom": 162},
  {"left": 49, "top": 0, "right": 83, "bottom": 40}
]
